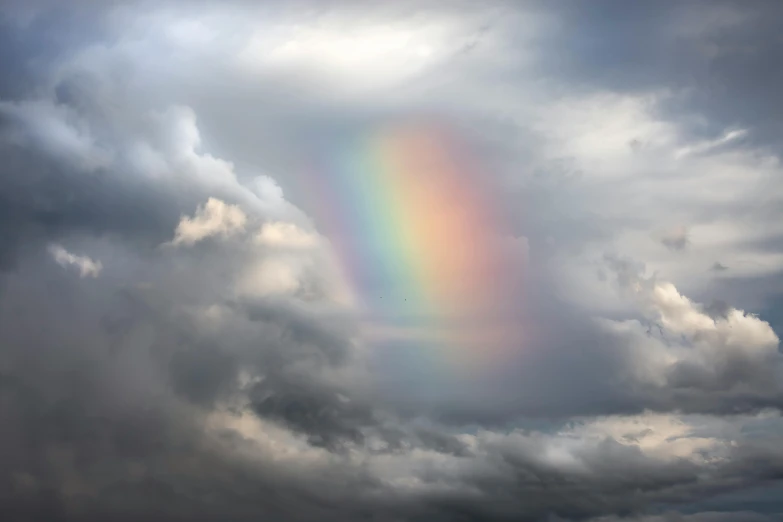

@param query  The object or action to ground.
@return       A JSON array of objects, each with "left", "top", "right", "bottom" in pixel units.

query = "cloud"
[
  {"left": 674, "top": 129, "right": 749, "bottom": 159},
  {"left": 589, "top": 512, "right": 781, "bottom": 522},
  {"left": 170, "top": 197, "right": 247, "bottom": 246},
  {"left": 599, "top": 255, "right": 782, "bottom": 411},
  {"left": 0, "top": 99, "right": 112, "bottom": 171},
  {"left": 1, "top": 1, "right": 783, "bottom": 521},
  {"left": 47, "top": 243, "right": 103, "bottom": 277},
  {"left": 255, "top": 221, "right": 319, "bottom": 250},
  {"left": 659, "top": 226, "right": 690, "bottom": 251}
]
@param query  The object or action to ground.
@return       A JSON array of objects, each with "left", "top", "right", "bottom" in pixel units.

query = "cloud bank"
[{"left": 1, "top": 1, "right": 782, "bottom": 521}]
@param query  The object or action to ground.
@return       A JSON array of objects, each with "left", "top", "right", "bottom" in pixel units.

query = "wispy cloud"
[{"left": 48, "top": 244, "right": 103, "bottom": 277}]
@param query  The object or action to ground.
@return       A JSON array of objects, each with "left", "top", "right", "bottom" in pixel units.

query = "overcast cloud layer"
[{"left": 1, "top": 1, "right": 783, "bottom": 521}]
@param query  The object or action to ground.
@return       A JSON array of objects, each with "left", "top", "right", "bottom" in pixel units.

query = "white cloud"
[
  {"left": 537, "top": 92, "right": 783, "bottom": 313},
  {"left": 237, "top": 19, "right": 452, "bottom": 93},
  {"left": 48, "top": 244, "right": 103, "bottom": 278},
  {"left": 255, "top": 222, "right": 319, "bottom": 249},
  {"left": 602, "top": 258, "right": 782, "bottom": 392},
  {"left": 534, "top": 92, "right": 678, "bottom": 177},
  {"left": 170, "top": 197, "right": 247, "bottom": 246},
  {"left": 674, "top": 128, "right": 748, "bottom": 159},
  {"left": 231, "top": 3, "right": 536, "bottom": 102},
  {"left": 563, "top": 412, "right": 727, "bottom": 463},
  {"left": 237, "top": 257, "right": 304, "bottom": 297}
]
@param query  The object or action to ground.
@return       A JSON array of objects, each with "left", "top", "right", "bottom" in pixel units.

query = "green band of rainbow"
[{"left": 295, "top": 118, "right": 523, "bottom": 372}]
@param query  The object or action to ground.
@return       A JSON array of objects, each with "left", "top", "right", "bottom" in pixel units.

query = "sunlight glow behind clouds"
[
  {"left": 1, "top": 1, "right": 783, "bottom": 521},
  {"left": 238, "top": 23, "right": 442, "bottom": 90}
]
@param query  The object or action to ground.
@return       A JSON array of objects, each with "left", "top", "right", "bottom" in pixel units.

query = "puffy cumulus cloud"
[
  {"left": 599, "top": 255, "right": 782, "bottom": 409},
  {"left": 243, "top": 222, "right": 333, "bottom": 299},
  {"left": 255, "top": 221, "right": 319, "bottom": 250},
  {"left": 170, "top": 197, "right": 247, "bottom": 246},
  {"left": 1, "top": 1, "right": 783, "bottom": 521}
]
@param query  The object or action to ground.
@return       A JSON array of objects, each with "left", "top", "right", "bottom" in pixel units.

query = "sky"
[{"left": 1, "top": 1, "right": 783, "bottom": 521}]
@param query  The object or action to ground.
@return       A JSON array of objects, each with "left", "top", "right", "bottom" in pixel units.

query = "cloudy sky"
[{"left": 2, "top": 1, "right": 783, "bottom": 521}]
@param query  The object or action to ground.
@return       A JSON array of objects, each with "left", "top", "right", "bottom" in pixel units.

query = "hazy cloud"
[
  {"left": 659, "top": 226, "right": 690, "bottom": 252},
  {"left": 48, "top": 243, "right": 103, "bottom": 277},
  {"left": 1, "top": 1, "right": 782, "bottom": 521}
]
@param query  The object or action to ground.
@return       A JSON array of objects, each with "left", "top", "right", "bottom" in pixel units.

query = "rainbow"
[{"left": 294, "top": 118, "right": 524, "bottom": 373}]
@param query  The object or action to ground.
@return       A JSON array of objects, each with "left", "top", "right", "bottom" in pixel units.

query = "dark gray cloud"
[
  {"left": 590, "top": 512, "right": 782, "bottom": 522},
  {"left": 0, "top": 136, "right": 176, "bottom": 270},
  {"left": 537, "top": 0, "right": 783, "bottom": 150},
  {"left": 1, "top": 1, "right": 783, "bottom": 521}
]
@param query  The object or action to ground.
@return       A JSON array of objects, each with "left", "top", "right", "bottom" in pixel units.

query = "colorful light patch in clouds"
[{"left": 295, "top": 119, "right": 525, "bottom": 373}]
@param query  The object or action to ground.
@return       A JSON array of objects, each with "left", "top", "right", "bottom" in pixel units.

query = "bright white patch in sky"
[
  {"left": 48, "top": 244, "right": 103, "bottom": 278},
  {"left": 171, "top": 197, "right": 247, "bottom": 246},
  {"left": 255, "top": 222, "right": 319, "bottom": 249}
]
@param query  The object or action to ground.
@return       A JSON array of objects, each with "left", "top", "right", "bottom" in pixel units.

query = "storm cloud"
[{"left": 1, "top": 1, "right": 783, "bottom": 521}]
